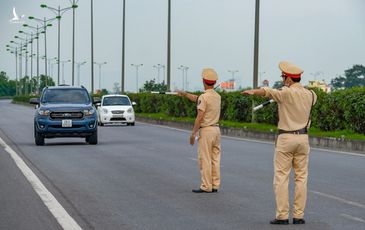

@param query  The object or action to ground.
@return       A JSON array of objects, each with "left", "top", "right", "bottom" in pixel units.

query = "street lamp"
[
  {"left": 10, "top": 40, "right": 22, "bottom": 94},
  {"left": 161, "top": 64, "right": 166, "bottom": 83},
  {"left": 14, "top": 36, "right": 29, "bottom": 84},
  {"left": 42, "top": 56, "right": 57, "bottom": 84},
  {"left": 23, "top": 24, "right": 43, "bottom": 82},
  {"left": 131, "top": 64, "right": 143, "bottom": 93},
  {"left": 40, "top": 3, "right": 76, "bottom": 85},
  {"left": 93, "top": 62, "right": 107, "bottom": 90},
  {"left": 19, "top": 31, "right": 36, "bottom": 82},
  {"left": 27, "top": 16, "right": 54, "bottom": 78},
  {"left": 153, "top": 64, "right": 164, "bottom": 83},
  {"left": 6, "top": 45, "right": 18, "bottom": 95},
  {"left": 58, "top": 59, "right": 71, "bottom": 85},
  {"left": 178, "top": 65, "right": 189, "bottom": 90},
  {"left": 76, "top": 61, "right": 87, "bottom": 86},
  {"left": 228, "top": 70, "right": 239, "bottom": 89}
]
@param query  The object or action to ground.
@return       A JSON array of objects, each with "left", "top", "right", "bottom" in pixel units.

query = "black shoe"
[
  {"left": 293, "top": 218, "right": 305, "bottom": 224},
  {"left": 192, "top": 189, "right": 211, "bottom": 193},
  {"left": 270, "top": 219, "right": 289, "bottom": 225},
  {"left": 212, "top": 189, "right": 218, "bottom": 193}
]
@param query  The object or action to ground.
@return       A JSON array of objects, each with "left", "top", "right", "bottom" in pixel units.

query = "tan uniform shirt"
[
  {"left": 263, "top": 83, "right": 317, "bottom": 131},
  {"left": 197, "top": 89, "right": 221, "bottom": 127}
]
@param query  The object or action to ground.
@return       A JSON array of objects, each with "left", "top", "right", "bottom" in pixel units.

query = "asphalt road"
[{"left": 0, "top": 100, "right": 364, "bottom": 230}]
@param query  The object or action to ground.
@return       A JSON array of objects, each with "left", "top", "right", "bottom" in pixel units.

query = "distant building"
[
  {"left": 307, "top": 80, "right": 331, "bottom": 93},
  {"left": 221, "top": 79, "right": 235, "bottom": 91}
]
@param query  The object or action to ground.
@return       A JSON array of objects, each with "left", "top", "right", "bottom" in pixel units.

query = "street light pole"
[
  {"left": 131, "top": 64, "right": 143, "bottom": 93},
  {"left": 22, "top": 24, "right": 44, "bottom": 93},
  {"left": 19, "top": 31, "right": 35, "bottom": 82},
  {"left": 160, "top": 64, "right": 166, "bottom": 83},
  {"left": 40, "top": 3, "right": 76, "bottom": 85},
  {"left": 76, "top": 61, "right": 87, "bottom": 86},
  {"left": 91, "top": 0, "right": 94, "bottom": 93},
  {"left": 184, "top": 66, "right": 189, "bottom": 90},
  {"left": 14, "top": 37, "right": 30, "bottom": 94},
  {"left": 253, "top": 0, "right": 260, "bottom": 88},
  {"left": 6, "top": 45, "right": 18, "bottom": 95},
  {"left": 93, "top": 62, "right": 107, "bottom": 90},
  {"left": 10, "top": 41, "right": 21, "bottom": 95},
  {"left": 178, "top": 65, "right": 189, "bottom": 90},
  {"left": 167, "top": 0, "right": 171, "bottom": 91},
  {"left": 58, "top": 60, "right": 71, "bottom": 85},
  {"left": 121, "top": 0, "right": 126, "bottom": 93},
  {"left": 27, "top": 16, "right": 54, "bottom": 78},
  {"left": 71, "top": 0, "right": 79, "bottom": 86}
]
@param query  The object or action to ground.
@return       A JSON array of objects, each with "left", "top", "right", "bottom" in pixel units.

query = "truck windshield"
[
  {"left": 102, "top": 97, "right": 130, "bottom": 106},
  {"left": 41, "top": 89, "right": 90, "bottom": 104}
]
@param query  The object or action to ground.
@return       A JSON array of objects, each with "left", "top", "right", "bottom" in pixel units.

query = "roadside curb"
[{"left": 136, "top": 116, "right": 365, "bottom": 153}]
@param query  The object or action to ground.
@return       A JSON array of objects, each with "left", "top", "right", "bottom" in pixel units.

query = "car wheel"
[
  {"left": 131, "top": 122, "right": 135, "bottom": 126},
  {"left": 99, "top": 122, "right": 104, "bottom": 126},
  {"left": 86, "top": 130, "right": 98, "bottom": 145},
  {"left": 34, "top": 125, "right": 45, "bottom": 146}
]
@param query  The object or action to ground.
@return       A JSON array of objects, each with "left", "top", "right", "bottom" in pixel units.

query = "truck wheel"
[
  {"left": 34, "top": 126, "right": 45, "bottom": 146},
  {"left": 86, "top": 131, "right": 98, "bottom": 145}
]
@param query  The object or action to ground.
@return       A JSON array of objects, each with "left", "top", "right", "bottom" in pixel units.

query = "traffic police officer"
[
  {"left": 241, "top": 61, "right": 317, "bottom": 225},
  {"left": 178, "top": 68, "right": 221, "bottom": 193}
]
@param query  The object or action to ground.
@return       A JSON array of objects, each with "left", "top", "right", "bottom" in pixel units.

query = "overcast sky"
[{"left": 1, "top": 0, "right": 364, "bottom": 92}]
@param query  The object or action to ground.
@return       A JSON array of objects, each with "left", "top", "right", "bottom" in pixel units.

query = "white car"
[{"left": 97, "top": 95, "right": 136, "bottom": 126}]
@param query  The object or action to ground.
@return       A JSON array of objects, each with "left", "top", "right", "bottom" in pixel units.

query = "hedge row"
[
  {"left": 128, "top": 87, "right": 365, "bottom": 134},
  {"left": 12, "top": 87, "right": 365, "bottom": 134}
]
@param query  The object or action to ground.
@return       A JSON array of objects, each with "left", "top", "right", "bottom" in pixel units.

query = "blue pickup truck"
[{"left": 30, "top": 86, "right": 100, "bottom": 146}]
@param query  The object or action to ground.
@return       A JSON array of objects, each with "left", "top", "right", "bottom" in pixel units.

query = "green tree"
[
  {"left": 331, "top": 64, "right": 365, "bottom": 89},
  {"left": 112, "top": 82, "right": 121, "bottom": 94},
  {"left": 272, "top": 80, "right": 283, "bottom": 89},
  {"left": 0, "top": 71, "right": 16, "bottom": 96},
  {"left": 140, "top": 79, "right": 168, "bottom": 92}
]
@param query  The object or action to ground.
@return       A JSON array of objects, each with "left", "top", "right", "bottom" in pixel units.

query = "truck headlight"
[
  {"left": 127, "top": 107, "right": 133, "bottom": 113},
  {"left": 83, "top": 109, "right": 95, "bottom": 116},
  {"left": 103, "top": 108, "right": 108, "bottom": 114},
  {"left": 38, "top": 109, "right": 50, "bottom": 116}
]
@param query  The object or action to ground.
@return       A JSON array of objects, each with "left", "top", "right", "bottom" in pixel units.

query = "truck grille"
[
  {"left": 50, "top": 111, "right": 84, "bottom": 120},
  {"left": 111, "top": 110, "right": 124, "bottom": 114}
]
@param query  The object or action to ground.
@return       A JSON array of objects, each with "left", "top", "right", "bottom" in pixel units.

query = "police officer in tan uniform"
[
  {"left": 242, "top": 61, "right": 317, "bottom": 225},
  {"left": 178, "top": 68, "right": 221, "bottom": 193}
]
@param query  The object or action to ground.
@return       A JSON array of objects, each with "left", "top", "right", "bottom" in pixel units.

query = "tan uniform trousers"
[
  {"left": 198, "top": 126, "right": 221, "bottom": 192},
  {"left": 274, "top": 133, "right": 310, "bottom": 220}
]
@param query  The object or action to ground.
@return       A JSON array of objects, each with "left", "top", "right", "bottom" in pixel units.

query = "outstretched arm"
[
  {"left": 176, "top": 90, "right": 199, "bottom": 102},
  {"left": 241, "top": 88, "right": 266, "bottom": 97}
]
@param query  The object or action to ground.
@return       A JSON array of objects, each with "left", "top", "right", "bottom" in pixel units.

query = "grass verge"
[{"left": 137, "top": 113, "right": 365, "bottom": 141}]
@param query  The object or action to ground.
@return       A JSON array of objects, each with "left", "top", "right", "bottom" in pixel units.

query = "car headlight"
[
  {"left": 83, "top": 109, "right": 95, "bottom": 116},
  {"left": 38, "top": 109, "right": 50, "bottom": 116},
  {"left": 127, "top": 107, "right": 133, "bottom": 113},
  {"left": 103, "top": 108, "right": 108, "bottom": 114}
]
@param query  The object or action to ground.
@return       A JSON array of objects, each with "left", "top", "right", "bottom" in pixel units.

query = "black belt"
[{"left": 278, "top": 128, "right": 307, "bottom": 135}]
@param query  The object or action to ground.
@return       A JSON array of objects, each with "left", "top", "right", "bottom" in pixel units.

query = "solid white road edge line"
[
  {"left": 0, "top": 137, "right": 82, "bottom": 230},
  {"left": 340, "top": 213, "right": 365, "bottom": 224},
  {"left": 136, "top": 122, "right": 365, "bottom": 157},
  {"left": 311, "top": 190, "right": 365, "bottom": 209}
]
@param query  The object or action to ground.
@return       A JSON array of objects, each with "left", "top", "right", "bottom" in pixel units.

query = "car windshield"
[
  {"left": 102, "top": 96, "right": 130, "bottom": 106},
  {"left": 41, "top": 89, "right": 90, "bottom": 104}
]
